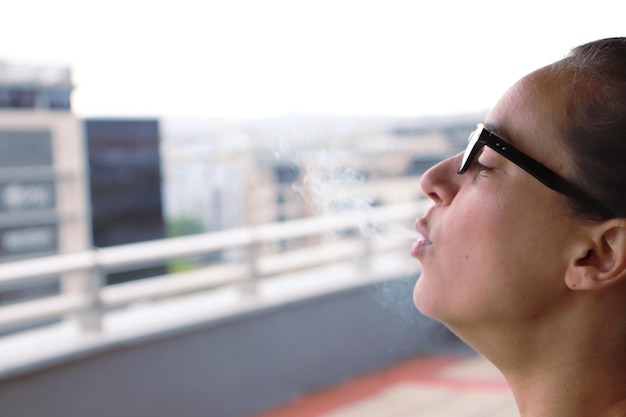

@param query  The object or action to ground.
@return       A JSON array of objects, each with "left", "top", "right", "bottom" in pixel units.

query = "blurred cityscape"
[
  {"left": 0, "top": 58, "right": 483, "bottom": 308},
  {"left": 0, "top": 58, "right": 494, "bottom": 417}
]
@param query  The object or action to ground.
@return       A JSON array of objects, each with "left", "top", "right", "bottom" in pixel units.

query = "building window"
[
  {"left": 46, "top": 89, "right": 71, "bottom": 110},
  {"left": 0, "top": 87, "right": 36, "bottom": 108},
  {"left": 273, "top": 163, "right": 299, "bottom": 184}
]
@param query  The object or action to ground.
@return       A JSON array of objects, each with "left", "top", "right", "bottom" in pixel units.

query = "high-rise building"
[
  {"left": 0, "top": 60, "right": 90, "bottom": 304},
  {"left": 84, "top": 118, "right": 166, "bottom": 284}
]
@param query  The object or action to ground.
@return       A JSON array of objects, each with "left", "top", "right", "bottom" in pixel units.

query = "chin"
[
  {"left": 412, "top": 276, "right": 439, "bottom": 319},
  {"left": 413, "top": 275, "right": 465, "bottom": 328}
]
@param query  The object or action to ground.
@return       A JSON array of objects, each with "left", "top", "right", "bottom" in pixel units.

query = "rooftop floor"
[{"left": 253, "top": 354, "right": 518, "bottom": 417}]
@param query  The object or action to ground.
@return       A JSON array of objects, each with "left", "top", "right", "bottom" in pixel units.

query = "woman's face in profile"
[{"left": 412, "top": 65, "right": 586, "bottom": 331}]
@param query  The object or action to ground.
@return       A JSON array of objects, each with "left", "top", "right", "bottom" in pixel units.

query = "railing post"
[
  {"left": 81, "top": 261, "right": 105, "bottom": 332},
  {"left": 358, "top": 228, "right": 373, "bottom": 277},
  {"left": 241, "top": 240, "right": 259, "bottom": 296},
  {"left": 62, "top": 252, "right": 104, "bottom": 332}
]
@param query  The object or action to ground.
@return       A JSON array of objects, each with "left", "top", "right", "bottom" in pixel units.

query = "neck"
[
  {"left": 451, "top": 300, "right": 626, "bottom": 417},
  {"left": 505, "top": 354, "right": 626, "bottom": 417}
]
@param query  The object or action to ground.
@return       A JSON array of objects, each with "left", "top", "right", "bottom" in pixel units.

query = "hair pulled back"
[{"left": 560, "top": 37, "right": 626, "bottom": 219}]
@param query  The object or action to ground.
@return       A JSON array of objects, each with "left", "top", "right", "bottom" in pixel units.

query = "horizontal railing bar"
[
  {"left": 0, "top": 252, "right": 95, "bottom": 286},
  {"left": 0, "top": 294, "right": 88, "bottom": 329},
  {"left": 100, "top": 264, "right": 249, "bottom": 308},
  {"left": 95, "top": 228, "right": 253, "bottom": 271},
  {"left": 98, "top": 203, "right": 421, "bottom": 271},
  {"left": 0, "top": 200, "right": 426, "bottom": 332},
  {"left": 0, "top": 202, "right": 424, "bottom": 284},
  {"left": 257, "top": 240, "right": 363, "bottom": 276},
  {"left": 101, "top": 239, "right": 407, "bottom": 310}
]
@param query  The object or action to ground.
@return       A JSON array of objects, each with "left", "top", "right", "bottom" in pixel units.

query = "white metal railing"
[{"left": 0, "top": 201, "right": 426, "bottom": 335}]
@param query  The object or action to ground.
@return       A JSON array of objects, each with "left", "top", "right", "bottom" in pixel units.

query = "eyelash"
[{"left": 471, "top": 159, "right": 492, "bottom": 172}]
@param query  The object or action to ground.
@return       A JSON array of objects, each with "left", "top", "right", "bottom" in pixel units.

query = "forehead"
[{"left": 483, "top": 65, "right": 576, "bottom": 176}]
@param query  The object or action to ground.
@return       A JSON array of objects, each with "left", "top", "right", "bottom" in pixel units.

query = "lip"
[{"left": 410, "top": 217, "right": 432, "bottom": 257}]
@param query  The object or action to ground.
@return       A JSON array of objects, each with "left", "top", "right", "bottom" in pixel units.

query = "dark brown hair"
[{"left": 559, "top": 37, "right": 626, "bottom": 220}]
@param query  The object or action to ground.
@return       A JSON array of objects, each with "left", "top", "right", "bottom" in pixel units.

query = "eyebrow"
[
  {"left": 483, "top": 122, "right": 526, "bottom": 151},
  {"left": 483, "top": 122, "right": 508, "bottom": 139}
]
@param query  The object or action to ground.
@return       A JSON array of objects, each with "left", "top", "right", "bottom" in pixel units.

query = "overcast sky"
[{"left": 2, "top": 0, "right": 625, "bottom": 119}]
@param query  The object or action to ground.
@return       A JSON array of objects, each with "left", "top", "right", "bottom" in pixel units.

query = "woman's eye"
[{"left": 472, "top": 159, "right": 492, "bottom": 172}]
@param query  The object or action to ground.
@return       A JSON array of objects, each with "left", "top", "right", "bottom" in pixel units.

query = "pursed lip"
[
  {"left": 410, "top": 217, "right": 432, "bottom": 257},
  {"left": 415, "top": 218, "right": 430, "bottom": 241}
]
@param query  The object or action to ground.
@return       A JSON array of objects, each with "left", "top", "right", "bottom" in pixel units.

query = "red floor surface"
[{"left": 251, "top": 355, "right": 509, "bottom": 417}]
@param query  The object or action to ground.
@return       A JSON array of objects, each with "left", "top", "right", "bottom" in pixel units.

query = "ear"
[{"left": 565, "top": 219, "right": 626, "bottom": 291}]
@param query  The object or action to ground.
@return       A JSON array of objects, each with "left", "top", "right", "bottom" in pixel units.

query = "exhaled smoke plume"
[{"left": 274, "top": 146, "right": 422, "bottom": 240}]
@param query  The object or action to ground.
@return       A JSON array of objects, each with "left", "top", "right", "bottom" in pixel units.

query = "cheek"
[
  {"left": 413, "top": 188, "right": 550, "bottom": 321},
  {"left": 412, "top": 185, "right": 567, "bottom": 323},
  {"left": 413, "top": 211, "right": 495, "bottom": 318}
]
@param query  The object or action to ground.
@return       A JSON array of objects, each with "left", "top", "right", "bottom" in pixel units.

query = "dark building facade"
[{"left": 84, "top": 119, "right": 166, "bottom": 284}]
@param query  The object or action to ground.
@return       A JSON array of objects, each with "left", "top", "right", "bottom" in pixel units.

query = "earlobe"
[{"left": 566, "top": 220, "right": 626, "bottom": 291}]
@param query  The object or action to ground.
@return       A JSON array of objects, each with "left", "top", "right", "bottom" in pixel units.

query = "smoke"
[
  {"left": 269, "top": 143, "right": 464, "bottom": 352},
  {"left": 267, "top": 140, "right": 466, "bottom": 354},
  {"left": 274, "top": 143, "right": 422, "bottom": 240},
  {"left": 299, "top": 150, "right": 372, "bottom": 212}
]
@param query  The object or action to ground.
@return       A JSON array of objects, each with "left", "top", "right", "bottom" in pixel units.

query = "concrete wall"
[{"left": 0, "top": 276, "right": 467, "bottom": 417}]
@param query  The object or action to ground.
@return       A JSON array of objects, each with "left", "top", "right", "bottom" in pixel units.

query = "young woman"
[{"left": 411, "top": 37, "right": 626, "bottom": 417}]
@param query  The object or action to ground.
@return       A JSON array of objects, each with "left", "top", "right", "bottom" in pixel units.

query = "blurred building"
[
  {"left": 160, "top": 115, "right": 456, "bottom": 259},
  {"left": 161, "top": 133, "right": 244, "bottom": 234},
  {"left": 84, "top": 118, "right": 166, "bottom": 284},
  {"left": 0, "top": 60, "right": 90, "bottom": 305}
]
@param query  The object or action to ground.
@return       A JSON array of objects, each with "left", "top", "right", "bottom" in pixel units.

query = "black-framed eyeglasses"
[{"left": 458, "top": 123, "right": 614, "bottom": 219}]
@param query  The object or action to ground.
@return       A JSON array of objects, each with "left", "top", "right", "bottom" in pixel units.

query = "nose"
[{"left": 419, "top": 153, "right": 463, "bottom": 205}]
